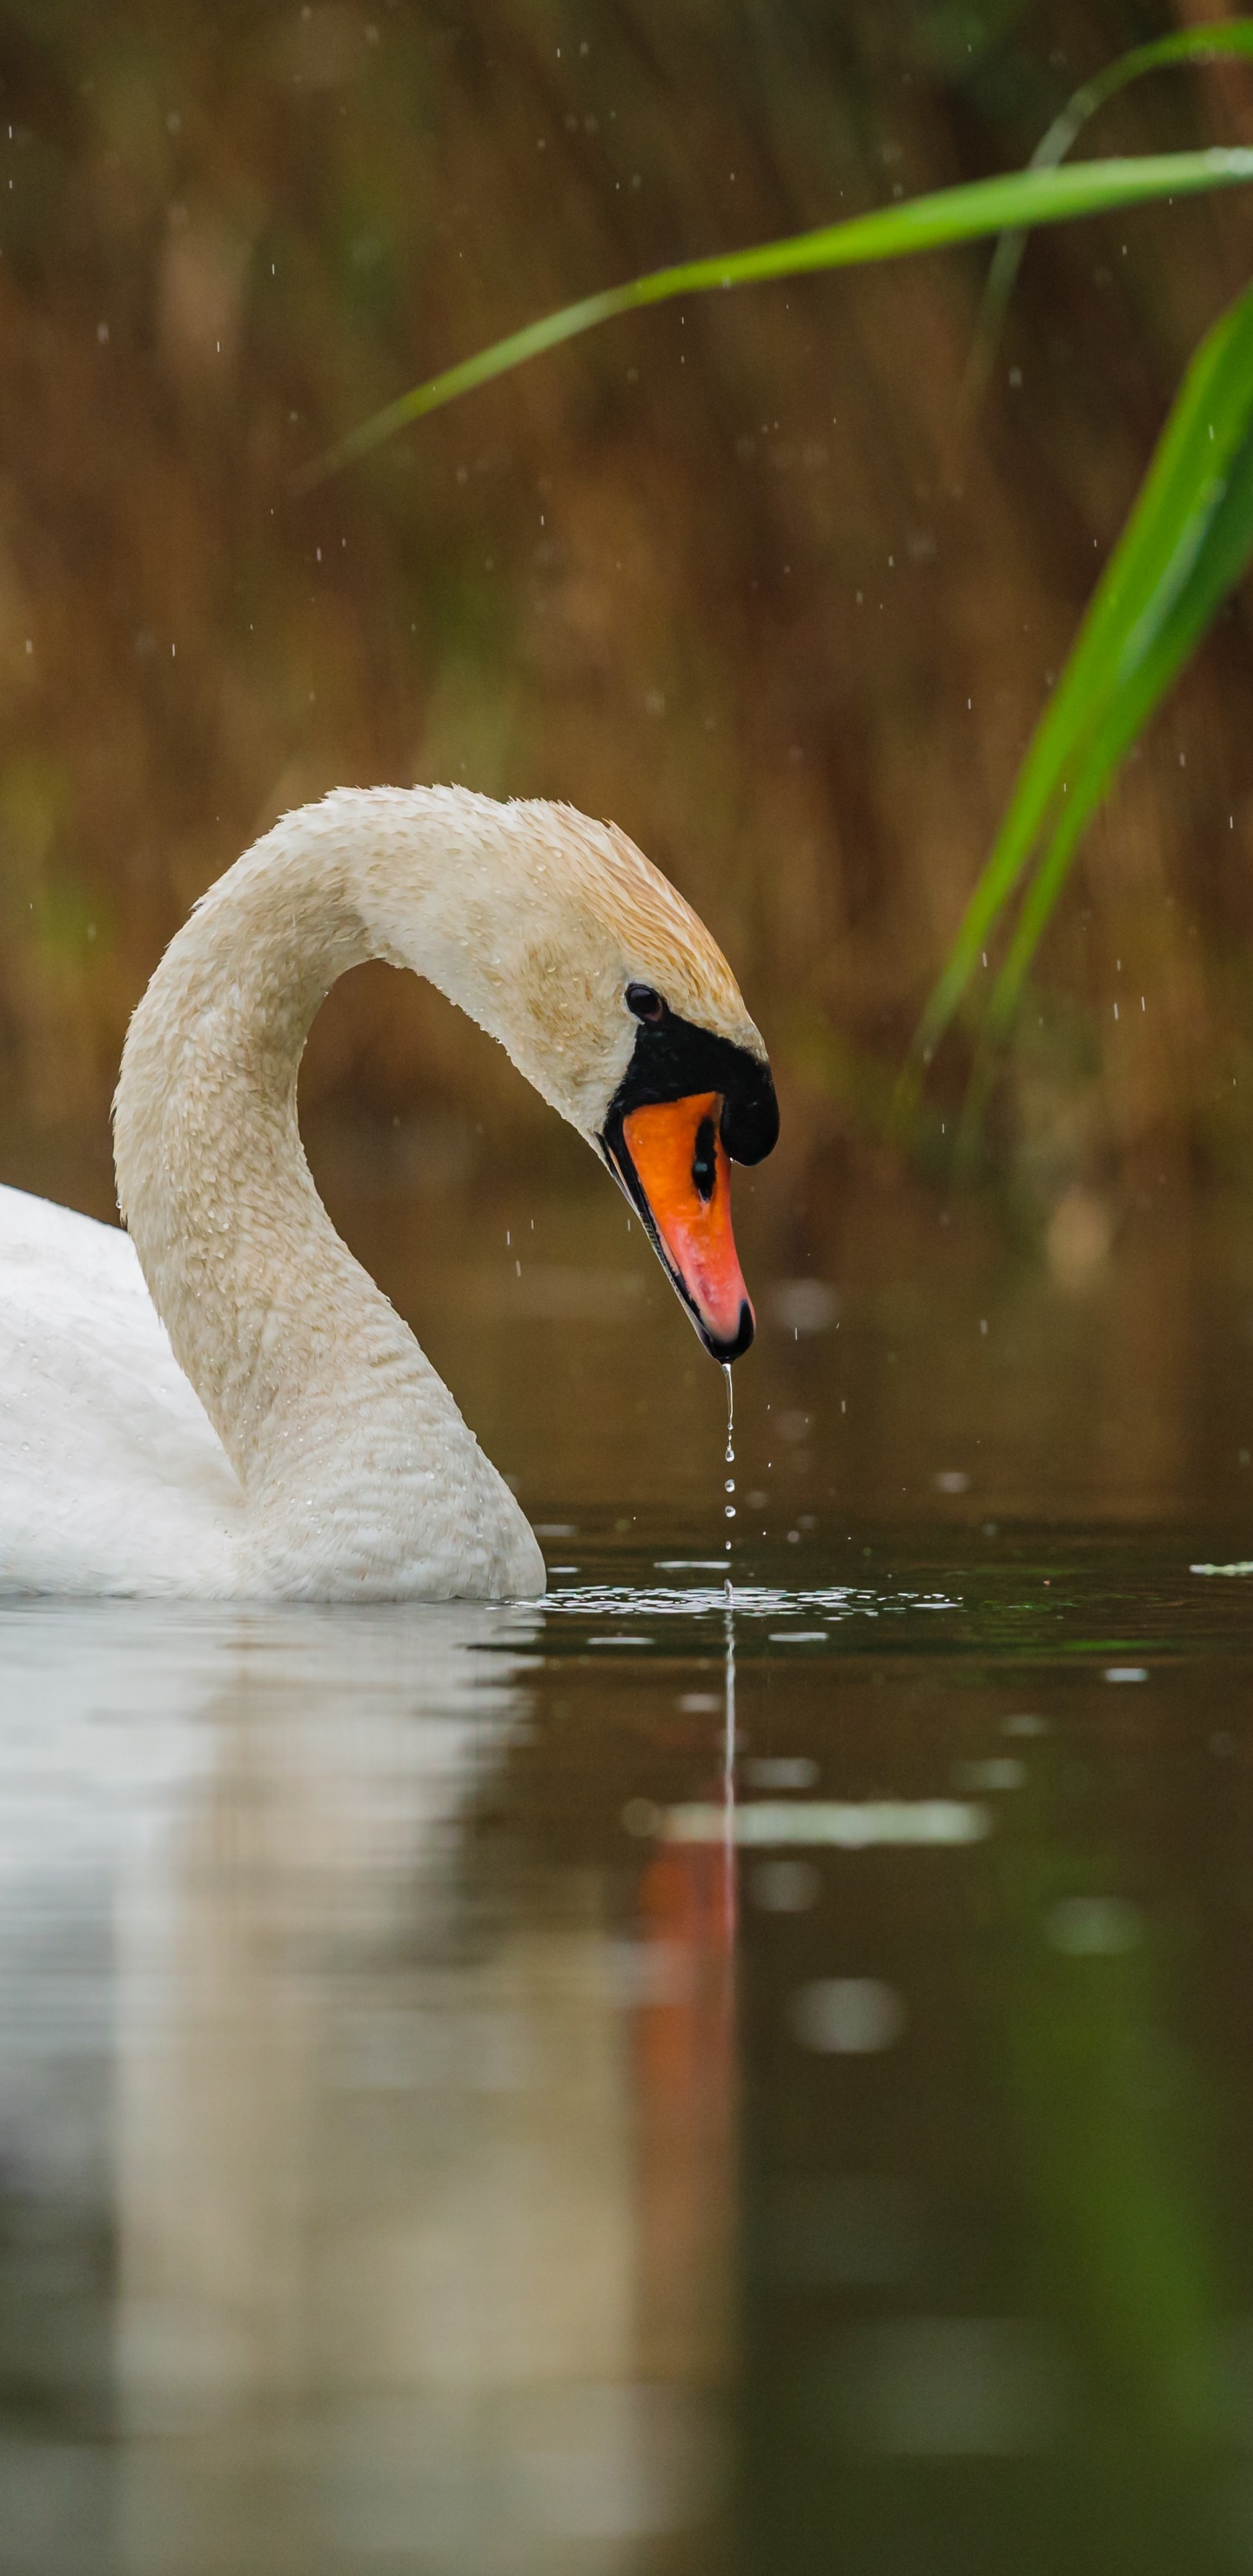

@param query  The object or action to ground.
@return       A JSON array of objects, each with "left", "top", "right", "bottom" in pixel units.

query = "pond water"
[{"left": 5, "top": 1177, "right": 1253, "bottom": 2574}]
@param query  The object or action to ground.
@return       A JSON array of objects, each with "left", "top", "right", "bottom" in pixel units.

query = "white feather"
[{"left": 0, "top": 1185, "right": 240, "bottom": 1595}]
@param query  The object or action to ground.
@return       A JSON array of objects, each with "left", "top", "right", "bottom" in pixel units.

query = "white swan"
[{"left": 0, "top": 787, "right": 777, "bottom": 1599}]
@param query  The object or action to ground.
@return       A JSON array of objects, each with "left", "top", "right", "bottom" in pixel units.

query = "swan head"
[{"left": 417, "top": 795, "right": 780, "bottom": 1366}]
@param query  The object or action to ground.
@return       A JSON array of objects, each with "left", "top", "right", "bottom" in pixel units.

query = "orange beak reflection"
[{"left": 616, "top": 1091, "right": 754, "bottom": 1363}]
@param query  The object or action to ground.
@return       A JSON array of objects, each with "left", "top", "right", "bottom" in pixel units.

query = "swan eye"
[{"left": 626, "top": 983, "right": 666, "bottom": 1024}]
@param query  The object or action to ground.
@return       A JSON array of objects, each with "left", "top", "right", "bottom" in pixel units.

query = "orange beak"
[{"left": 613, "top": 1091, "right": 754, "bottom": 1362}]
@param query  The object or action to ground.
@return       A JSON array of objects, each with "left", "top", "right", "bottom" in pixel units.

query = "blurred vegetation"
[{"left": 2, "top": 0, "right": 1253, "bottom": 1242}]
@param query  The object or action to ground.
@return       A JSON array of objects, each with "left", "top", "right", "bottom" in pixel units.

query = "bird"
[{"left": 0, "top": 786, "right": 778, "bottom": 1600}]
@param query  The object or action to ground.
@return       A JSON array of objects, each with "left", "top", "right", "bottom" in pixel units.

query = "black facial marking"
[
  {"left": 692, "top": 1115, "right": 717, "bottom": 1204},
  {"left": 606, "top": 1008, "right": 780, "bottom": 1166}
]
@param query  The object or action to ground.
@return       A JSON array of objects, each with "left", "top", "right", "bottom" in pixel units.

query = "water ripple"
[{"left": 545, "top": 1584, "right": 961, "bottom": 1622}]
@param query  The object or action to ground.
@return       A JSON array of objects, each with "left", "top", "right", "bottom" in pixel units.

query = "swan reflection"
[{"left": 0, "top": 1602, "right": 726, "bottom": 2572}]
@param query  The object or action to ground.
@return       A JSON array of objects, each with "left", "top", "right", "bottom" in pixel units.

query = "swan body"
[
  {"left": 0, "top": 787, "right": 775, "bottom": 1600},
  {"left": 0, "top": 1185, "right": 238, "bottom": 1595}
]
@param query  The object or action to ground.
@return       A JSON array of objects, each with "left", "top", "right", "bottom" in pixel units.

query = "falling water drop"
[{"left": 722, "top": 1362, "right": 735, "bottom": 1552}]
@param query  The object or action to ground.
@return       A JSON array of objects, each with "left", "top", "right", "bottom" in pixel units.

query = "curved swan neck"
[{"left": 112, "top": 790, "right": 553, "bottom": 1588}]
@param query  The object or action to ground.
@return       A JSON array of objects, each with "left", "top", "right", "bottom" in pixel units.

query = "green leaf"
[
  {"left": 986, "top": 417, "right": 1253, "bottom": 1036},
  {"left": 297, "top": 149, "right": 1253, "bottom": 488},
  {"left": 949, "top": 426, "right": 1253, "bottom": 1145},
  {"left": 972, "top": 21, "right": 1253, "bottom": 390},
  {"left": 914, "top": 280, "right": 1253, "bottom": 1090}
]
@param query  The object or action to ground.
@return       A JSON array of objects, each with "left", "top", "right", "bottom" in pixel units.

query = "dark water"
[{"left": 3, "top": 1506, "right": 1253, "bottom": 2576}]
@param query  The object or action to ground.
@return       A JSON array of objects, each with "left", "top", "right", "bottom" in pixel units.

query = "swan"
[{"left": 0, "top": 787, "right": 777, "bottom": 1599}]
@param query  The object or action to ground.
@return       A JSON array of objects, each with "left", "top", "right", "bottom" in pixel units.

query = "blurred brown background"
[{"left": 5, "top": 0, "right": 1253, "bottom": 1525}]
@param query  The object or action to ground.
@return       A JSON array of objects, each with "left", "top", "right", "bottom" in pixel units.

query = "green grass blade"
[
  {"left": 298, "top": 149, "right": 1253, "bottom": 488},
  {"left": 949, "top": 393, "right": 1253, "bottom": 1162},
  {"left": 913, "top": 282, "right": 1253, "bottom": 1067},
  {"left": 988, "top": 419, "right": 1253, "bottom": 1043},
  {"left": 974, "top": 23, "right": 1253, "bottom": 386}
]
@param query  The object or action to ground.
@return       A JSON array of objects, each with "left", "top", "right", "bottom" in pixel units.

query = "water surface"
[{"left": 3, "top": 1516, "right": 1253, "bottom": 2574}]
